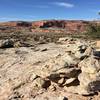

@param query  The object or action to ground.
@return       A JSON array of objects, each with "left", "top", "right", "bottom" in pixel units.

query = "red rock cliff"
[{"left": 0, "top": 20, "right": 99, "bottom": 33}]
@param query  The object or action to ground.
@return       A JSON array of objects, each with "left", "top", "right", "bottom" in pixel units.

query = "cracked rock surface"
[{"left": 0, "top": 37, "right": 100, "bottom": 100}]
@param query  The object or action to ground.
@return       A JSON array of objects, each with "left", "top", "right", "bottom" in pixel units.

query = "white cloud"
[
  {"left": 54, "top": 2, "right": 74, "bottom": 8},
  {"left": 21, "top": 2, "right": 74, "bottom": 9}
]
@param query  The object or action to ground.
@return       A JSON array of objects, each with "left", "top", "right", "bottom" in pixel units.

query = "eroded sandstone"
[{"left": 0, "top": 37, "right": 100, "bottom": 100}]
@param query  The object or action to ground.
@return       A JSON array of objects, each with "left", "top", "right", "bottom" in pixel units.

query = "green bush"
[{"left": 85, "top": 24, "right": 100, "bottom": 39}]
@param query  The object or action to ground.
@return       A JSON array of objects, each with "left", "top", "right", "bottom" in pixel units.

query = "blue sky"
[{"left": 0, "top": 0, "right": 100, "bottom": 21}]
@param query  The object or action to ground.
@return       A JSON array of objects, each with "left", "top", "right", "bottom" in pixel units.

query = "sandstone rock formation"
[
  {"left": 0, "top": 20, "right": 99, "bottom": 34},
  {"left": 0, "top": 36, "right": 100, "bottom": 100}
]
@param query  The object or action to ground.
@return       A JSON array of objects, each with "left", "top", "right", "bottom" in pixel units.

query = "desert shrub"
[
  {"left": 14, "top": 31, "right": 24, "bottom": 35},
  {"left": 85, "top": 24, "right": 100, "bottom": 39}
]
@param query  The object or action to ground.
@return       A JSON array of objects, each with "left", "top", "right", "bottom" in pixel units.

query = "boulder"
[
  {"left": 40, "top": 53, "right": 79, "bottom": 79},
  {"left": 0, "top": 39, "right": 14, "bottom": 48},
  {"left": 75, "top": 51, "right": 85, "bottom": 59},
  {"left": 77, "top": 57, "right": 100, "bottom": 95},
  {"left": 79, "top": 57, "right": 100, "bottom": 73},
  {"left": 78, "top": 72, "right": 100, "bottom": 95},
  {"left": 32, "top": 77, "right": 51, "bottom": 89},
  {"left": 75, "top": 45, "right": 93, "bottom": 59},
  {"left": 93, "top": 49, "right": 100, "bottom": 59}
]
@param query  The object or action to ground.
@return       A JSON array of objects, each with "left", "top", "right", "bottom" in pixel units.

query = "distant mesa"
[{"left": 0, "top": 20, "right": 100, "bottom": 33}]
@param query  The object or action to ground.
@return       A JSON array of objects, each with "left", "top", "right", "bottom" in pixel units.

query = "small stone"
[
  {"left": 63, "top": 78, "right": 76, "bottom": 85},
  {"left": 49, "top": 85, "right": 56, "bottom": 91},
  {"left": 42, "top": 79, "right": 51, "bottom": 89},
  {"left": 32, "top": 77, "right": 51, "bottom": 89},
  {"left": 32, "top": 77, "right": 45, "bottom": 88},
  {"left": 58, "top": 78, "right": 65, "bottom": 85},
  {"left": 58, "top": 37, "right": 68, "bottom": 42}
]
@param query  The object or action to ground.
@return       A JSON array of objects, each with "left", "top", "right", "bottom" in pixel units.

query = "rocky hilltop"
[{"left": 0, "top": 36, "right": 100, "bottom": 100}]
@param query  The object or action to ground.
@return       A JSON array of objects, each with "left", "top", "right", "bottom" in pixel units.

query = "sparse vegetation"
[{"left": 85, "top": 23, "right": 100, "bottom": 39}]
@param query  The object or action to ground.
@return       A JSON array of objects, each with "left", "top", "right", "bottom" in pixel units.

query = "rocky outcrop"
[
  {"left": 0, "top": 37, "right": 100, "bottom": 100},
  {"left": 31, "top": 20, "right": 88, "bottom": 33},
  {"left": 1, "top": 20, "right": 99, "bottom": 34},
  {"left": 78, "top": 56, "right": 100, "bottom": 95},
  {"left": 0, "top": 21, "right": 31, "bottom": 27},
  {"left": 0, "top": 39, "right": 14, "bottom": 48}
]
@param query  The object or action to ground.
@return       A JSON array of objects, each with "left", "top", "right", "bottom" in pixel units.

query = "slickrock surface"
[{"left": 0, "top": 37, "right": 100, "bottom": 100}]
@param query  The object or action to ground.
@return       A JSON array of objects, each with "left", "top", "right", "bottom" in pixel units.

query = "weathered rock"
[
  {"left": 84, "top": 47, "right": 93, "bottom": 56},
  {"left": 75, "top": 51, "right": 85, "bottom": 59},
  {"left": 58, "top": 37, "right": 69, "bottom": 42},
  {"left": 57, "top": 68, "right": 81, "bottom": 78},
  {"left": 58, "top": 78, "right": 65, "bottom": 85},
  {"left": 32, "top": 77, "right": 51, "bottom": 89},
  {"left": 79, "top": 57, "right": 100, "bottom": 73},
  {"left": 48, "top": 85, "right": 56, "bottom": 91},
  {"left": 74, "top": 45, "right": 88, "bottom": 59},
  {"left": 8, "top": 91, "right": 22, "bottom": 100},
  {"left": 37, "top": 56, "right": 77, "bottom": 78},
  {"left": 14, "top": 41, "right": 22, "bottom": 47},
  {"left": 0, "top": 39, "right": 14, "bottom": 48},
  {"left": 96, "top": 40, "right": 100, "bottom": 48},
  {"left": 58, "top": 37, "right": 77, "bottom": 44},
  {"left": 77, "top": 72, "right": 100, "bottom": 95},
  {"left": 78, "top": 45, "right": 87, "bottom": 53},
  {"left": 59, "top": 96, "right": 68, "bottom": 100},
  {"left": 0, "top": 37, "right": 100, "bottom": 99},
  {"left": 93, "top": 50, "right": 100, "bottom": 59},
  {"left": 29, "top": 73, "right": 38, "bottom": 82},
  {"left": 63, "top": 78, "right": 76, "bottom": 86},
  {"left": 77, "top": 57, "right": 100, "bottom": 95}
]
